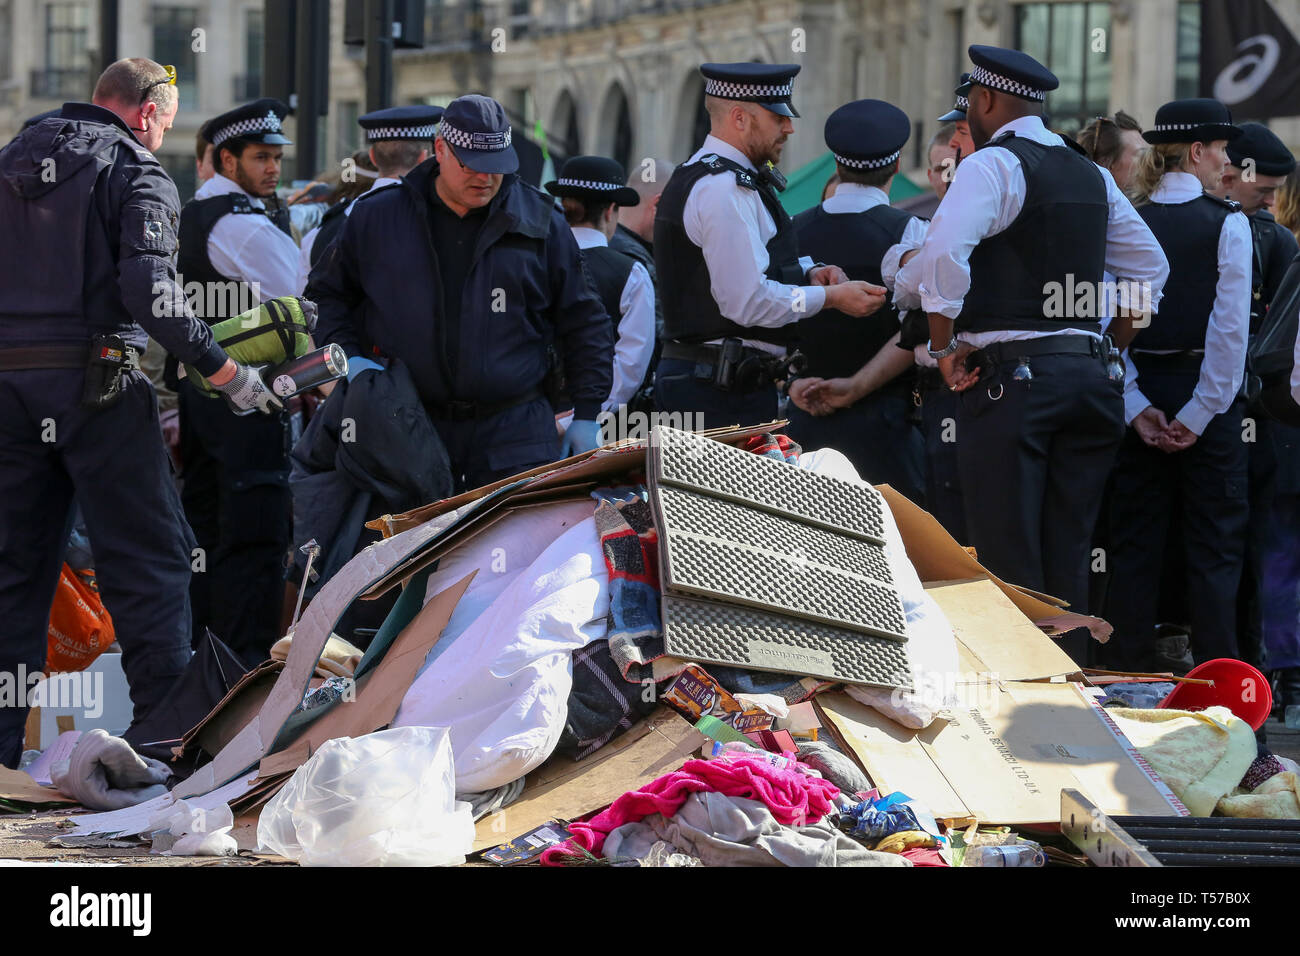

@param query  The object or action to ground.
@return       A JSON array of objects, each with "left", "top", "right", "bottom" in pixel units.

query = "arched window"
[{"left": 598, "top": 82, "right": 633, "bottom": 170}]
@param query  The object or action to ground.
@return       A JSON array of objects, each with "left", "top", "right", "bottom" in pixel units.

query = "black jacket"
[
  {"left": 0, "top": 103, "right": 225, "bottom": 374},
  {"left": 308, "top": 158, "right": 613, "bottom": 420}
]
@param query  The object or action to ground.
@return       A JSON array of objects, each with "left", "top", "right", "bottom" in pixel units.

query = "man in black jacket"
[
  {"left": 310, "top": 95, "right": 612, "bottom": 492},
  {"left": 0, "top": 59, "right": 275, "bottom": 766}
]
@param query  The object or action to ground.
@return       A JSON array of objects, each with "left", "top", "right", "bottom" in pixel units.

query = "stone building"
[{"left": 4, "top": 0, "right": 1300, "bottom": 189}]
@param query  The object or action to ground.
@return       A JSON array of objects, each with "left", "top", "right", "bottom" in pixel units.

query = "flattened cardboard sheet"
[{"left": 817, "top": 683, "right": 1185, "bottom": 825}]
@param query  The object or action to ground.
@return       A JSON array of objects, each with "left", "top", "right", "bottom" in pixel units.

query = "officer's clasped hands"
[{"left": 824, "top": 279, "right": 888, "bottom": 317}]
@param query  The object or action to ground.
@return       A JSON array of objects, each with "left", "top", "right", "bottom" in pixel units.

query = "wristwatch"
[{"left": 927, "top": 337, "right": 961, "bottom": 361}]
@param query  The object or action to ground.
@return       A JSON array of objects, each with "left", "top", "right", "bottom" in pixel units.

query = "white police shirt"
[
  {"left": 296, "top": 176, "right": 401, "bottom": 293},
  {"left": 683, "top": 134, "right": 823, "bottom": 356},
  {"left": 906, "top": 114, "right": 1169, "bottom": 350},
  {"left": 1124, "top": 171, "right": 1251, "bottom": 434},
  {"left": 196, "top": 172, "right": 303, "bottom": 300},
  {"left": 570, "top": 226, "right": 657, "bottom": 413}
]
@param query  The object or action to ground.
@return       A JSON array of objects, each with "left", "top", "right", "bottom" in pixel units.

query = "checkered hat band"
[
  {"left": 834, "top": 149, "right": 900, "bottom": 170},
  {"left": 557, "top": 178, "right": 622, "bottom": 190},
  {"left": 367, "top": 124, "right": 438, "bottom": 141},
  {"left": 955, "top": 95, "right": 968, "bottom": 110},
  {"left": 969, "top": 65, "right": 1046, "bottom": 102},
  {"left": 704, "top": 78, "right": 794, "bottom": 99},
  {"left": 439, "top": 119, "right": 511, "bottom": 151},
  {"left": 212, "top": 111, "right": 282, "bottom": 147},
  {"left": 1153, "top": 123, "right": 1206, "bottom": 132}
]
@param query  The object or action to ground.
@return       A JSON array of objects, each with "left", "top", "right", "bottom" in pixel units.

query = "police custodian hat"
[
  {"left": 825, "top": 100, "right": 911, "bottom": 171},
  {"left": 202, "top": 98, "right": 293, "bottom": 149},
  {"left": 700, "top": 62, "right": 802, "bottom": 118},
  {"left": 1143, "top": 98, "right": 1242, "bottom": 146},
  {"left": 959, "top": 45, "right": 1059, "bottom": 102},
  {"left": 358, "top": 104, "right": 444, "bottom": 143},
  {"left": 1226, "top": 121, "right": 1296, "bottom": 176},
  {"left": 545, "top": 155, "right": 640, "bottom": 206}
]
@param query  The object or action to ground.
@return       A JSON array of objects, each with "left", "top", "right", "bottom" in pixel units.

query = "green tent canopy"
[{"left": 778, "top": 151, "right": 926, "bottom": 216}]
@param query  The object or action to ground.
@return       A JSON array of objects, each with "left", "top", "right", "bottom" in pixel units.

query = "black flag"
[{"left": 1201, "top": 0, "right": 1300, "bottom": 119}]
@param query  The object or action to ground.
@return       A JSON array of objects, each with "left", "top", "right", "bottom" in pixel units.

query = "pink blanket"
[{"left": 541, "top": 756, "right": 840, "bottom": 864}]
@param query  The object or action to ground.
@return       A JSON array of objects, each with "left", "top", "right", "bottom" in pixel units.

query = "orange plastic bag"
[{"left": 46, "top": 564, "right": 115, "bottom": 673}]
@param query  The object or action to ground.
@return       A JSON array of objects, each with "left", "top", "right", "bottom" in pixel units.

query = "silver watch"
[{"left": 927, "top": 337, "right": 961, "bottom": 361}]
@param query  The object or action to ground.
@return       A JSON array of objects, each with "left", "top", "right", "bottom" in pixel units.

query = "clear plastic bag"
[{"left": 257, "top": 726, "right": 474, "bottom": 866}]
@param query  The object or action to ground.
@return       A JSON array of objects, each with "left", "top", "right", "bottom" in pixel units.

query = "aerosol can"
[{"left": 223, "top": 343, "right": 349, "bottom": 416}]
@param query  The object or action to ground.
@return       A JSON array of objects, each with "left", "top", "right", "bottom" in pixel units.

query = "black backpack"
[{"left": 1248, "top": 250, "right": 1300, "bottom": 425}]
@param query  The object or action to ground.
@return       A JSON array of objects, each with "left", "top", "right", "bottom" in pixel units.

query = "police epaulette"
[
  {"left": 699, "top": 153, "right": 757, "bottom": 190},
  {"left": 1201, "top": 191, "right": 1243, "bottom": 213}
]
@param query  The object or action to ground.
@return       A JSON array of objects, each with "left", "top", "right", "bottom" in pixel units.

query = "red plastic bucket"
[{"left": 1157, "top": 658, "right": 1273, "bottom": 730}]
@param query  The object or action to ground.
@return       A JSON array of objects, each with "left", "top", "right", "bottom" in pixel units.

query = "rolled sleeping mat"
[{"left": 184, "top": 295, "right": 318, "bottom": 395}]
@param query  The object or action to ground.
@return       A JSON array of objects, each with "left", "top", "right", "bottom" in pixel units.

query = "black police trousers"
[
  {"left": 0, "top": 369, "right": 192, "bottom": 767},
  {"left": 955, "top": 350, "right": 1125, "bottom": 664},
  {"left": 1106, "top": 364, "right": 1249, "bottom": 669},
  {"left": 654, "top": 356, "right": 778, "bottom": 432},
  {"left": 918, "top": 382, "right": 968, "bottom": 544},
  {"left": 178, "top": 378, "right": 291, "bottom": 667},
  {"left": 431, "top": 395, "right": 563, "bottom": 495},
  {"left": 785, "top": 388, "right": 926, "bottom": 505}
]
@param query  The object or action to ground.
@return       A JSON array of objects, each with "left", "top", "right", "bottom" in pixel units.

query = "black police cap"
[
  {"left": 961, "top": 45, "right": 1058, "bottom": 102},
  {"left": 700, "top": 62, "right": 801, "bottom": 118},
  {"left": 202, "top": 98, "right": 292, "bottom": 149},
  {"left": 358, "top": 105, "right": 444, "bottom": 143},
  {"left": 825, "top": 99, "right": 910, "bottom": 171}
]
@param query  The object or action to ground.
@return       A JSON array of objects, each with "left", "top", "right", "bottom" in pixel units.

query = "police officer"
[
  {"left": 297, "top": 105, "right": 442, "bottom": 291},
  {"left": 611, "top": 158, "right": 674, "bottom": 406},
  {"left": 784, "top": 100, "right": 926, "bottom": 502},
  {"left": 653, "top": 63, "right": 886, "bottom": 431},
  {"left": 1106, "top": 98, "right": 1250, "bottom": 670},
  {"left": 911, "top": 46, "right": 1169, "bottom": 664},
  {"left": 0, "top": 59, "right": 276, "bottom": 767},
  {"left": 889, "top": 78, "right": 980, "bottom": 542},
  {"left": 176, "top": 98, "right": 300, "bottom": 664},
  {"left": 1216, "top": 122, "right": 1299, "bottom": 678},
  {"left": 545, "top": 156, "right": 656, "bottom": 422},
  {"left": 943, "top": 74, "right": 976, "bottom": 163},
  {"left": 310, "top": 94, "right": 612, "bottom": 491}
]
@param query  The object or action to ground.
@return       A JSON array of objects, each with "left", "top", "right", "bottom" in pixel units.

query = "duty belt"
[
  {"left": 0, "top": 343, "right": 140, "bottom": 371},
  {"left": 426, "top": 385, "right": 545, "bottom": 423},
  {"left": 661, "top": 340, "right": 806, "bottom": 391},
  {"left": 976, "top": 334, "right": 1106, "bottom": 365}
]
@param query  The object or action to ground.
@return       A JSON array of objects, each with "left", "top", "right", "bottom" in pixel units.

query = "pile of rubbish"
[{"left": 4, "top": 423, "right": 1298, "bottom": 867}]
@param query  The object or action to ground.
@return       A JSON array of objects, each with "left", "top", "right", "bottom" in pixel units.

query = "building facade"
[{"left": 4, "top": 0, "right": 1300, "bottom": 189}]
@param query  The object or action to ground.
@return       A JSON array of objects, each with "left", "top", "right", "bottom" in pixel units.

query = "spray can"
[{"left": 266, "top": 343, "right": 349, "bottom": 399}]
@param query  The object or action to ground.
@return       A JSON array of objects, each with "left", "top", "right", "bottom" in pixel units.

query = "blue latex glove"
[
  {"left": 345, "top": 356, "right": 383, "bottom": 382},
  {"left": 560, "top": 418, "right": 602, "bottom": 457}
]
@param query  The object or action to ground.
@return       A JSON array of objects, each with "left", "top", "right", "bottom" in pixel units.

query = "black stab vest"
[
  {"left": 957, "top": 134, "right": 1109, "bottom": 335},
  {"left": 177, "top": 192, "right": 294, "bottom": 325},
  {"left": 655, "top": 154, "right": 802, "bottom": 345},
  {"left": 1138, "top": 191, "right": 1238, "bottom": 351},
  {"left": 793, "top": 201, "right": 913, "bottom": 379},
  {"left": 579, "top": 242, "right": 636, "bottom": 337}
]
